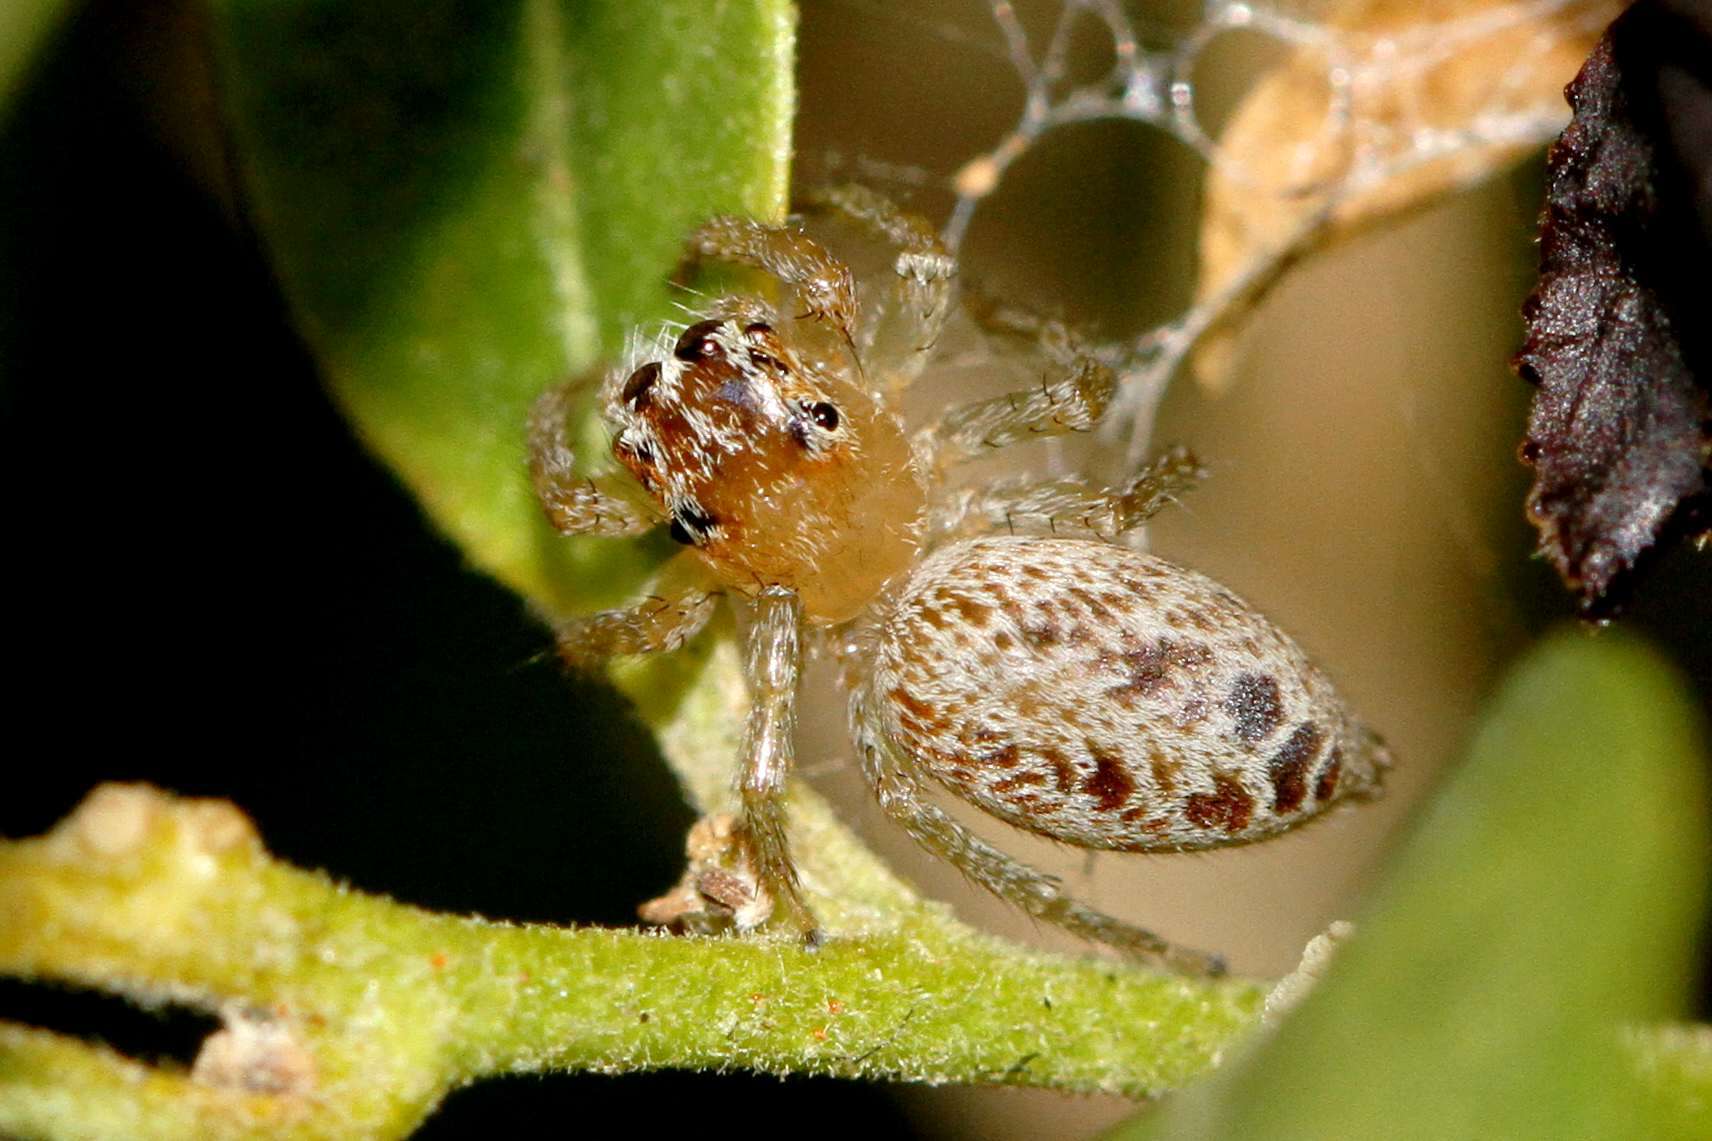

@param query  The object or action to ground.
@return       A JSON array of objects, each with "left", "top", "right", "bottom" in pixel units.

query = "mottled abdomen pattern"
[{"left": 864, "top": 537, "right": 1387, "bottom": 851}]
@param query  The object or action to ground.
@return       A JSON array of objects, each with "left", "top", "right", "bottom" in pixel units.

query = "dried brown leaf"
[
  {"left": 1193, "top": 0, "right": 1619, "bottom": 390},
  {"left": 1515, "top": 0, "right": 1712, "bottom": 615}
]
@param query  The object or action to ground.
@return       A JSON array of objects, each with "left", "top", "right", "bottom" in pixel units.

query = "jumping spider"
[{"left": 528, "top": 185, "right": 1389, "bottom": 975}]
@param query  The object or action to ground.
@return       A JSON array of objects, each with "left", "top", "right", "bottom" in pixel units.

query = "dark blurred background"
[{"left": 2, "top": 2, "right": 1707, "bottom": 1139}]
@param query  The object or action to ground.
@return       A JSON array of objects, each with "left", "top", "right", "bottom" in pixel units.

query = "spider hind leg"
[{"left": 853, "top": 706, "right": 1227, "bottom": 977}]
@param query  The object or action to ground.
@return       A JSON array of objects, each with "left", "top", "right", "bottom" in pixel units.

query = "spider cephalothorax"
[
  {"left": 529, "top": 185, "right": 1389, "bottom": 975},
  {"left": 606, "top": 309, "right": 923, "bottom": 622}
]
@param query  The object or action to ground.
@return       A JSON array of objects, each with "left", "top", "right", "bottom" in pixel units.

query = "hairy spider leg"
[
  {"left": 684, "top": 215, "right": 859, "bottom": 366},
  {"left": 925, "top": 446, "right": 1207, "bottom": 543},
  {"left": 527, "top": 377, "right": 722, "bottom": 664},
  {"left": 798, "top": 184, "right": 956, "bottom": 393},
  {"left": 527, "top": 376, "right": 662, "bottom": 537},
  {"left": 550, "top": 556, "right": 721, "bottom": 669},
  {"left": 736, "top": 586, "right": 819, "bottom": 942},
  {"left": 915, "top": 317, "right": 1118, "bottom": 471},
  {"left": 852, "top": 717, "right": 1227, "bottom": 977}
]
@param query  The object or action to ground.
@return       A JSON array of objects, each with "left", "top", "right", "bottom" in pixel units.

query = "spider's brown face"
[
  {"left": 607, "top": 316, "right": 924, "bottom": 622},
  {"left": 607, "top": 318, "right": 854, "bottom": 536}
]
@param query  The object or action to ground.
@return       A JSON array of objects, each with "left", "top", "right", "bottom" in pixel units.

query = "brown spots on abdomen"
[
  {"left": 1314, "top": 748, "right": 1343, "bottom": 803},
  {"left": 993, "top": 770, "right": 1047, "bottom": 794},
  {"left": 1184, "top": 772, "right": 1255, "bottom": 834},
  {"left": 1149, "top": 748, "right": 1180, "bottom": 796},
  {"left": 930, "top": 588, "right": 995, "bottom": 628},
  {"left": 1267, "top": 723, "right": 1325, "bottom": 814},
  {"left": 1223, "top": 671, "right": 1283, "bottom": 744},
  {"left": 1082, "top": 744, "right": 1136, "bottom": 812},
  {"left": 1108, "top": 638, "right": 1214, "bottom": 704},
  {"left": 871, "top": 537, "right": 1387, "bottom": 856}
]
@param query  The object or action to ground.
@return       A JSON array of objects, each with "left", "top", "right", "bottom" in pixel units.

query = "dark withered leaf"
[{"left": 1515, "top": 0, "right": 1712, "bottom": 617}]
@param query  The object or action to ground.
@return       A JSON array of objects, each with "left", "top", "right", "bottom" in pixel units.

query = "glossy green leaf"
[
  {"left": 1122, "top": 628, "right": 1711, "bottom": 1139},
  {"left": 206, "top": 0, "right": 794, "bottom": 616}
]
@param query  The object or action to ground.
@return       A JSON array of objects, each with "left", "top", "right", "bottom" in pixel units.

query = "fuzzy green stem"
[{"left": 0, "top": 759, "right": 1261, "bottom": 1138}]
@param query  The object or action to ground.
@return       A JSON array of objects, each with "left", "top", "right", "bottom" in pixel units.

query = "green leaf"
[
  {"left": 0, "top": 0, "right": 72, "bottom": 118},
  {"left": 1121, "top": 628, "right": 1711, "bottom": 1139},
  {"left": 206, "top": 0, "right": 795, "bottom": 616}
]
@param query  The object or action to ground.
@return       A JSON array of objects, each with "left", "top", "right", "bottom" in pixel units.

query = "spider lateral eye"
[
  {"left": 668, "top": 503, "right": 717, "bottom": 546},
  {"left": 809, "top": 401, "right": 840, "bottom": 431},
  {"left": 618, "top": 435, "right": 655, "bottom": 467},
  {"left": 673, "top": 319, "right": 726, "bottom": 362},
  {"left": 621, "top": 361, "right": 661, "bottom": 408}
]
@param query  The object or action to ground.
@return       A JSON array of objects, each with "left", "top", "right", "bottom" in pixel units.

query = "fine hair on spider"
[{"left": 527, "top": 184, "right": 1391, "bottom": 976}]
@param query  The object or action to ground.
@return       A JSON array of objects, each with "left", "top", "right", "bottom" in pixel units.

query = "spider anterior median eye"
[
  {"left": 674, "top": 319, "right": 726, "bottom": 361},
  {"left": 809, "top": 402, "right": 840, "bottom": 430}
]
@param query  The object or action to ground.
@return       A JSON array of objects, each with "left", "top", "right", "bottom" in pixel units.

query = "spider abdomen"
[{"left": 866, "top": 537, "right": 1388, "bottom": 852}]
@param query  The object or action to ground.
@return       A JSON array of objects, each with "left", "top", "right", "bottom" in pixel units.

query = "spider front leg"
[
  {"left": 917, "top": 313, "right": 1117, "bottom": 469},
  {"left": 686, "top": 214, "right": 858, "bottom": 355},
  {"left": 528, "top": 380, "right": 716, "bottom": 664},
  {"left": 550, "top": 554, "right": 720, "bottom": 669},
  {"left": 926, "top": 445, "right": 1206, "bottom": 543},
  {"left": 798, "top": 184, "right": 955, "bottom": 391},
  {"left": 734, "top": 585, "right": 819, "bottom": 944},
  {"left": 852, "top": 720, "right": 1226, "bottom": 977},
  {"left": 528, "top": 378, "right": 660, "bottom": 537}
]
